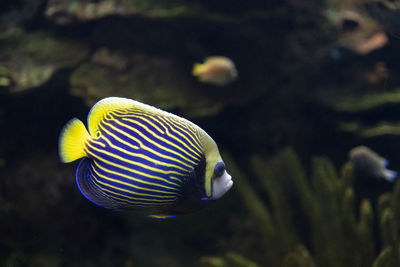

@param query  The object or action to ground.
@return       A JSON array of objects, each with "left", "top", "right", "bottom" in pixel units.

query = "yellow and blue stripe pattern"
[
  {"left": 59, "top": 97, "right": 211, "bottom": 215},
  {"left": 81, "top": 108, "right": 204, "bottom": 209}
]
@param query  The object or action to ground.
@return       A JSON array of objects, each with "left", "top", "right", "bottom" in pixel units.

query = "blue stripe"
[
  {"left": 79, "top": 106, "right": 208, "bottom": 210},
  {"left": 77, "top": 159, "right": 177, "bottom": 209},
  {"left": 101, "top": 119, "right": 197, "bottom": 166},
  {"left": 76, "top": 158, "right": 114, "bottom": 209},
  {"left": 159, "top": 116, "right": 202, "bottom": 149},
  {"left": 126, "top": 114, "right": 202, "bottom": 159},
  {"left": 88, "top": 169, "right": 177, "bottom": 205},
  {"left": 95, "top": 138, "right": 189, "bottom": 175},
  {"left": 107, "top": 109, "right": 203, "bottom": 158},
  {"left": 91, "top": 161, "right": 181, "bottom": 195},
  {"left": 87, "top": 147, "right": 185, "bottom": 186},
  {"left": 91, "top": 179, "right": 177, "bottom": 202},
  {"left": 103, "top": 116, "right": 201, "bottom": 163},
  {"left": 98, "top": 124, "right": 191, "bottom": 173}
]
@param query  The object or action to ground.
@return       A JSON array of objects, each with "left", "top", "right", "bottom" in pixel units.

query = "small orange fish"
[{"left": 192, "top": 56, "right": 238, "bottom": 86}]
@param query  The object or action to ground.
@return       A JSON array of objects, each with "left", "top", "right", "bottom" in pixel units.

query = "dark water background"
[{"left": 1, "top": 0, "right": 400, "bottom": 266}]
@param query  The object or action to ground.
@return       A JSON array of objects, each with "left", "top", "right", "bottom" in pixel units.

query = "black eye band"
[{"left": 214, "top": 162, "right": 225, "bottom": 177}]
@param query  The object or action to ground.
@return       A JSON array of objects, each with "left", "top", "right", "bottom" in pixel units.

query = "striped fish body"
[{"left": 59, "top": 97, "right": 233, "bottom": 218}]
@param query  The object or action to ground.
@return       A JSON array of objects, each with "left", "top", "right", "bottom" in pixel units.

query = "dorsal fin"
[{"left": 87, "top": 97, "right": 167, "bottom": 135}]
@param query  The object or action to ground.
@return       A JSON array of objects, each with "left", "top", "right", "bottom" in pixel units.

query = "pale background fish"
[
  {"left": 349, "top": 145, "right": 397, "bottom": 182},
  {"left": 192, "top": 56, "right": 238, "bottom": 86}
]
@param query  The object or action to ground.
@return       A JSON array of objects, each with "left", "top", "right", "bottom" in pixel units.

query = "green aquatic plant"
[
  {"left": 338, "top": 121, "right": 400, "bottom": 138},
  {"left": 201, "top": 252, "right": 260, "bottom": 267},
  {"left": 331, "top": 89, "right": 400, "bottom": 112},
  {"left": 220, "top": 147, "right": 400, "bottom": 267}
]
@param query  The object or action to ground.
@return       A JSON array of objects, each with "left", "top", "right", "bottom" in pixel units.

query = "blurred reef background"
[{"left": 2, "top": 0, "right": 400, "bottom": 266}]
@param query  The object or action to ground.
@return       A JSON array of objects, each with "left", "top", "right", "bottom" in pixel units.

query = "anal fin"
[{"left": 148, "top": 214, "right": 177, "bottom": 219}]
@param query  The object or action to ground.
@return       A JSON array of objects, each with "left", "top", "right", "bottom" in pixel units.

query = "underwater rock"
[
  {"left": 0, "top": 29, "right": 88, "bottom": 93},
  {"left": 45, "top": 0, "right": 195, "bottom": 24},
  {"left": 44, "top": 0, "right": 275, "bottom": 24},
  {"left": 364, "top": 0, "right": 400, "bottom": 36},
  {"left": 1, "top": 153, "right": 74, "bottom": 215},
  {"left": 365, "top": 62, "right": 389, "bottom": 85},
  {"left": 70, "top": 52, "right": 227, "bottom": 117},
  {"left": 325, "top": 1, "right": 388, "bottom": 54},
  {"left": 91, "top": 48, "right": 129, "bottom": 71},
  {"left": 0, "top": 0, "right": 44, "bottom": 36}
]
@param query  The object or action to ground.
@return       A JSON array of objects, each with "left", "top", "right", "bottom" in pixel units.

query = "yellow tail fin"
[
  {"left": 59, "top": 118, "right": 90, "bottom": 163},
  {"left": 192, "top": 63, "right": 204, "bottom": 76}
]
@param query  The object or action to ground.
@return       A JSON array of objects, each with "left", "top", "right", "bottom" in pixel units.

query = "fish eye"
[{"left": 214, "top": 162, "right": 225, "bottom": 178}]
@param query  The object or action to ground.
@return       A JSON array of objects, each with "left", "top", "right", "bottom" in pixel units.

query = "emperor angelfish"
[
  {"left": 349, "top": 145, "right": 397, "bottom": 182},
  {"left": 59, "top": 97, "right": 233, "bottom": 219}
]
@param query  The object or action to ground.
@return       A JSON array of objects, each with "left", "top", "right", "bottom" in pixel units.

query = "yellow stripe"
[
  {"left": 100, "top": 120, "right": 193, "bottom": 169},
  {"left": 90, "top": 164, "right": 179, "bottom": 199},
  {"left": 156, "top": 116, "right": 203, "bottom": 155},
  {"left": 98, "top": 123, "right": 140, "bottom": 150},
  {"left": 121, "top": 117, "right": 202, "bottom": 160},
  {"left": 110, "top": 118, "right": 199, "bottom": 166},
  {"left": 115, "top": 109, "right": 170, "bottom": 132},
  {"left": 90, "top": 139, "right": 106, "bottom": 148},
  {"left": 97, "top": 125, "right": 190, "bottom": 173},
  {"left": 115, "top": 109, "right": 203, "bottom": 152},
  {"left": 82, "top": 171, "right": 174, "bottom": 208},
  {"left": 168, "top": 116, "right": 199, "bottom": 136},
  {"left": 90, "top": 178, "right": 175, "bottom": 206},
  {"left": 85, "top": 180, "right": 173, "bottom": 208},
  {"left": 111, "top": 111, "right": 165, "bottom": 135},
  {"left": 91, "top": 141, "right": 185, "bottom": 184},
  {"left": 164, "top": 116, "right": 203, "bottom": 149},
  {"left": 92, "top": 160, "right": 181, "bottom": 194},
  {"left": 115, "top": 108, "right": 156, "bottom": 117},
  {"left": 92, "top": 159, "right": 182, "bottom": 193},
  {"left": 115, "top": 108, "right": 199, "bottom": 138},
  {"left": 86, "top": 143, "right": 184, "bottom": 186}
]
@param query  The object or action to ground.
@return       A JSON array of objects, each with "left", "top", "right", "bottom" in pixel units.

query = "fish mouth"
[
  {"left": 212, "top": 172, "right": 233, "bottom": 199},
  {"left": 225, "top": 176, "right": 233, "bottom": 190}
]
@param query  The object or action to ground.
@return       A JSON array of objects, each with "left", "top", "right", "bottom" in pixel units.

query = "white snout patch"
[{"left": 212, "top": 171, "right": 233, "bottom": 199}]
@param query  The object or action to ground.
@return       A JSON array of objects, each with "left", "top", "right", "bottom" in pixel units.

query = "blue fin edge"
[
  {"left": 76, "top": 158, "right": 111, "bottom": 209},
  {"left": 383, "top": 159, "right": 389, "bottom": 167},
  {"left": 383, "top": 169, "right": 398, "bottom": 183},
  {"left": 148, "top": 214, "right": 177, "bottom": 219}
]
